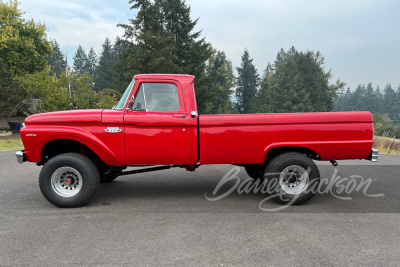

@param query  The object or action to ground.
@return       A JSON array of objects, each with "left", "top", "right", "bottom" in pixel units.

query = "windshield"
[{"left": 114, "top": 80, "right": 134, "bottom": 110}]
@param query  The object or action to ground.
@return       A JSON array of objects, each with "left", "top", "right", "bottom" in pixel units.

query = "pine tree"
[
  {"left": 383, "top": 84, "right": 397, "bottom": 120},
  {"left": 86, "top": 47, "right": 97, "bottom": 81},
  {"left": 117, "top": 0, "right": 211, "bottom": 112},
  {"left": 375, "top": 86, "right": 384, "bottom": 114},
  {"left": 393, "top": 86, "right": 400, "bottom": 123},
  {"left": 266, "top": 47, "right": 342, "bottom": 113},
  {"left": 112, "top": 36, "right": 129, "bottom": 92},
  {"left": 73, "top": 45, "right": 88, "bottom": 75},
  {"left": 267, "top": 48, "right": 311, "bottom": 113},
  {"left": 207, "top": 50, "right": 235, "bottom": 114},
  {"left": 47, "top": 40, "right": 66, "bottom": 77},
  {"left": 95, "top": 38, "right": 117, "bottom": 91},
  {"left": 256, "top": 63, "right": 274, "bottom": 113},
  {"left": 364, "top": 83, "right": 378, "bottom": 112},
  {"left": 235, "top": 49, "right": 259, "bottom": 114},
  {"left": 352, "top": 84, "right": 366, "bottom": 111},
  {"left": 118, "top": 0, "right": 178, "bottom": 75}
]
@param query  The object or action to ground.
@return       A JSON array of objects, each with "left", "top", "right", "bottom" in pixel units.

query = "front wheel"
[
  {"left": 263, "top": 152, "right": 320, "bottom": 205},
  {"left": 39, "top": 153, "right": 100, "bottom": 208}
]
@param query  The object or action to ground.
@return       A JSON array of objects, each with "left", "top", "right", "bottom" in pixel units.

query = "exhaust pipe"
[{"left": 330, "top": 160, "right": 338, "bottom": 166}]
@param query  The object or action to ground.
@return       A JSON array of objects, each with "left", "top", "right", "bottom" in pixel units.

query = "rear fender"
[{"left": 263, "top": 140, "right": 373, "bottom": 161}]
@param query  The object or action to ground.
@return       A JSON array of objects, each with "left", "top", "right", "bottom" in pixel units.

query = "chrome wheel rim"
[
  {"left": 279, "top": 165, "right": 309, "bottom": 195},
  {"left": 51, "top": 167, "right": 82, "bottom": 197}
]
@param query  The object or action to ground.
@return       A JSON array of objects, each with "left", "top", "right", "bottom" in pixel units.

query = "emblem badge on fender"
[{"left": 105, "top": 127, "right": 122, "bottom": 133}]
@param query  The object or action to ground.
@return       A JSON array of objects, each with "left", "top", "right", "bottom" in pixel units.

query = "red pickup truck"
[{"left": 16, "top": 74, "right": 378, "bottom": 207}]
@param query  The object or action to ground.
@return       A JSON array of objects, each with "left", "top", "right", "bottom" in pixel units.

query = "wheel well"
[
  {"left": 40, "top": 139, "right": 105, "bottom": 167},
  {"left": 264, "top": 146, "right": 320, "bottom": 164}
]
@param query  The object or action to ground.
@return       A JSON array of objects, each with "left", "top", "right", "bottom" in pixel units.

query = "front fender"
[{"left": 20, "top": 125, "right": 123, "bottom": 165}]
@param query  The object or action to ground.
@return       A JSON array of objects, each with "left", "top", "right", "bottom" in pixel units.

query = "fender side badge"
[{"left": 105, "top": 127, "right": 122, "bottom": 133}]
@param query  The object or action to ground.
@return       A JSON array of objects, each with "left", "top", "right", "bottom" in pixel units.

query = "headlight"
[{"left": 21, "top": 123, "right": 25, "bottom": 129}]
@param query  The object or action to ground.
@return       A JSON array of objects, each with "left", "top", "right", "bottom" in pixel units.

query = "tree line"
[
  {"left": 1, "top": 0, "right": 398, "bottom": 134},
  {"left": 333, "top": 83, "right": 400, "bottom": 137}
]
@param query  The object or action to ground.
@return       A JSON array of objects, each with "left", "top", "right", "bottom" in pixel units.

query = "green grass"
[{"left": 0, "top": 139, "right": 24, "bottom": 152}]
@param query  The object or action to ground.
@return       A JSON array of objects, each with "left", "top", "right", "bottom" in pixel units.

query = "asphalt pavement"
[{"left": 1, "top": 151, "right": 400, "bottom": 266}]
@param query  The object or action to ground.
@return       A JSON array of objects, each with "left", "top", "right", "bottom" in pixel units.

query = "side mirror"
[{"left": 126, "top": 96, "right": 135, "bottom": 111}]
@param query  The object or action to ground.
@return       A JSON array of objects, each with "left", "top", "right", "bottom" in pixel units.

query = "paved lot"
[{"left": 1, "top": 151, "right": 400, "bottom": 266}]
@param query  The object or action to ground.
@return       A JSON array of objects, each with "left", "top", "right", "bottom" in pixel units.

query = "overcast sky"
[{"left": 20, "top": 0, "right": 400, "bottom": 90}]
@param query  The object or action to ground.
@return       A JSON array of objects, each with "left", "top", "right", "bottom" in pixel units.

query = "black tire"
[
  {"left": 263, "top": 152, "right": 320, "bottom": 205},
  {"left": 245, "top": 166, "right": 264, "bottom": 180},
  {"left": 100, "top": 169, "right": 122, "bottom": 183},
  {"left": 39, "top": 153, "right": 100, "bottom": 208}
]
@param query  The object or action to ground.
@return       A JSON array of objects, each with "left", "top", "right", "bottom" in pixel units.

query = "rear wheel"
[
  {"left": 39, "top": 153, "right": 100, "bottom": 208},
  {"left": 263, "top": 152, "right": 320, "bottom": 205}
]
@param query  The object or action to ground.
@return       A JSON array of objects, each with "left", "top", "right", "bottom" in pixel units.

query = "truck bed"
[{"left": 199, "top": 112, "right": 373, "bottom": 164}]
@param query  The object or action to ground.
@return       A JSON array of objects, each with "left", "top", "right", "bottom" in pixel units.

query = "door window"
[{"left": 132, "top": 83, "right": 180, "bottom": 112}]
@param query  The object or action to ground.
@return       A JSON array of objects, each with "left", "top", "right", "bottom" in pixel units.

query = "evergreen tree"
[
  {"left": 117, "top": 0, "right": 212, "bottom": 113},
  {"left": 118, "top": 0, "right": 178, "bottom": 75},
  {"left": 393, "top": 86, "right": 400, "bottom": 123},
  {"left": 235, "top": 49, "right": 259, "bottom": 114},
  {"left": 113, "top": 36, "right": 130, "bottom": 93},
  {"left": 383, "top": 84, "right": 397, "bottom": 119},
  {"left": 262, "top": 47, "right": 343, "bottom": 113},
  {"left": 375, "top": 86, "right": 384, "bottom": 114},
  {"left": 47, "top": 40, "right": 66, "bottom": 77},
  {"left": 364, "top": 83, "right": 378, "bottom": 112},
  {"left": 86, "top": 47, "right": 97, "bottom": 81},
  {"left": 352, "top": 84, "right": 366, "bottom": 111},
  {"left": 343, "top": 88, "right": 353, "bottom": 110},
  {"left": 95, "top": 38, "right": 117, "bottom": 91},
  {"left": 256, "top": 63, "right": 274, "bottom": 113},
  {"left": 73, "top": 45, "right": 88, "bottom": 75},
  {"left": 207, "top": 50, "right": 235, "bottom": 114},
  {"left": 268, "top": 48, "right": 312, "bottom": 112}
]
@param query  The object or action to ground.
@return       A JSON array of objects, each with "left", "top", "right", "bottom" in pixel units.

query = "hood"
[{"left": 25, "top": 109, "right": 103, "bottom": 124}]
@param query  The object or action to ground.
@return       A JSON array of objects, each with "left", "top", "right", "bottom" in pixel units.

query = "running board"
[{"left": 116, "top": 165, "right": 179, "bottom": 177}]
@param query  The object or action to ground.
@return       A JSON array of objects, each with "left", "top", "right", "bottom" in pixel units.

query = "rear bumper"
[
  {"left": 15, "top": 150, "right": 26, "bottom": 164},
  {"left": 366, "top": 149, "right": 379, "bottom": 162}
]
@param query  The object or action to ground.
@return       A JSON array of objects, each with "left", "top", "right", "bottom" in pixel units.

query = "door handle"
[{"left": 172, "top": 114, "right": 187, "bottom": 118}]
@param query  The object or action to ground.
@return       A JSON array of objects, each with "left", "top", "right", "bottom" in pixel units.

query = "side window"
[
  {"left": 132, "top": 84, "right": 145, "bottom": 111},
  {"left": 133, "top": 83, "right": 180, "bottom": 112}
]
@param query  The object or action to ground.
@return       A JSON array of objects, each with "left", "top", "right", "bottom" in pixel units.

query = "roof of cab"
[{"left": 134, "top": 74, "right": 195, "bottom": 83}]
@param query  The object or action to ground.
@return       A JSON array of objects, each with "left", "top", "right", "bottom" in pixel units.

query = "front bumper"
[
  {"left": 367, "top": 149, "right": 379, "bottom": 162},
  {"left": 15, "top": 150, "right": 26, "bottom": 164}
]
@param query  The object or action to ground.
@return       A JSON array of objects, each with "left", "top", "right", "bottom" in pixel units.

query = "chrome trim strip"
[{"left": 142, "top": 83, "right": 148, "bottom": 111}]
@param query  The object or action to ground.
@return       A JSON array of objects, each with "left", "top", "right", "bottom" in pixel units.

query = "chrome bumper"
[
  {"left": 15, "top": 150, "right": 26, "bottom": 164},
  {"left": 367, "top": 149, "right": 379, "bottom": 162}
]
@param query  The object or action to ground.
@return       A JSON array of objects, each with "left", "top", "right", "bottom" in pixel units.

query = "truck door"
[{"left": 124, "top": 80, "right": 191, "bottom": 165}]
